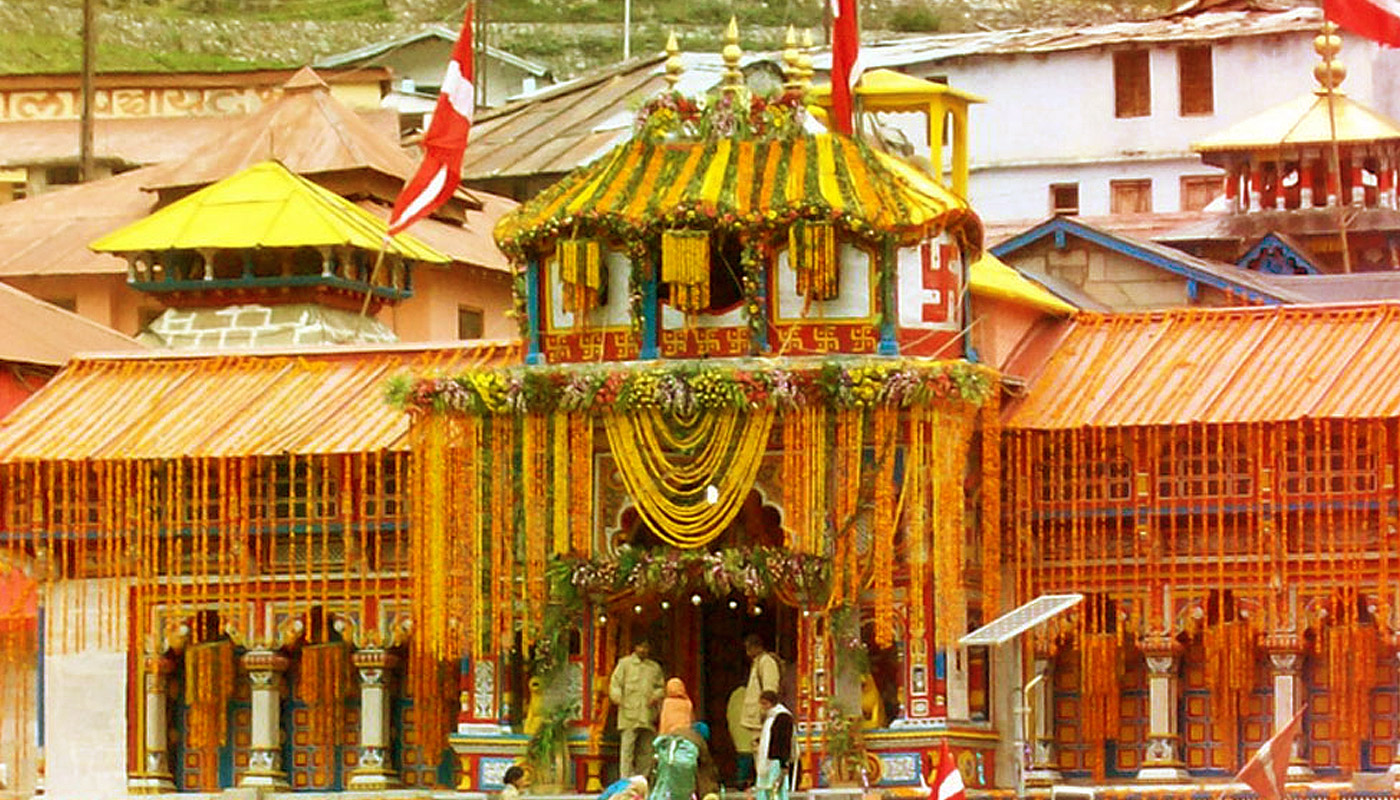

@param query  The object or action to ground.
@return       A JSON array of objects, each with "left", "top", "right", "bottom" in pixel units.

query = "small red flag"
[
  {"left": 1235, "top": 706, "right": 1305, "bottom": 800},
  {"left": 1325, "top": 0, "right": 1400, "bottom": 47},
  {"left": 931, "top": 740, "right": 965, "bottom": 800},
  {"left": 388, "top": 3, "right": 476, "bottom": 235},
  {"left": 830, "top": 0, "right": 860, "bottom": 135}
]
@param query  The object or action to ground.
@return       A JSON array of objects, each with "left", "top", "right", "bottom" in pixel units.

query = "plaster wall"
[
  {"left": 889, "top": 33, "right": 1380, "bottom": 221},
  {"left": 391, "top": 265, "right": 516, "bottom": 342},
  {"left": 969, "top": 295, "right": 1046, "bottom": 371},
  {"left": 1003, "top": 237, "right": 1189, "bottom": 310},
  {"left": 42, "top": 579, "right": 129, "bottom": 800},
  {"left": 0, "top": 274, "right": 160, "bottom": 338}
]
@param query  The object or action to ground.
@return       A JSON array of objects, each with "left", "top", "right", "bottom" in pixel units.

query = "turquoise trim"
[{"left": 526, "top": 258, "right": 544, "bottom": 365}]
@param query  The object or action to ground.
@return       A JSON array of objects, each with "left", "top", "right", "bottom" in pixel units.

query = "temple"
[{"left": 7, "top": 17, "right": 1400, "bottom": 800}]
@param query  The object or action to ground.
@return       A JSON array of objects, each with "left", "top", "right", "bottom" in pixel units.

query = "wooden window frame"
[
  {"left": 1178, "top": 45, "right": 1214, "bottom": 116},
  {"left": 1110, "top": 178, "right": 1153, "bottom": 215},
  {"left": 1050, "top": 182, "right": 1080, "bottom": 216},
  {"left": 1114, "top": 50, "right": 1151, "bottom": 118}
]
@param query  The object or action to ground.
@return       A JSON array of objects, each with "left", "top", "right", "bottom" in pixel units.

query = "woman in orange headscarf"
[{"left": 658, "top": 677, "right": 694, "bottom": 735}]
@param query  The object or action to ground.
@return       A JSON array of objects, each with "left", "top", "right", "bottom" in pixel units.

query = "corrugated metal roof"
[
  {"left": 0, "top": 70, "right": 514, "bottom": 278},
  {"left": 0, "top": 341, "right": 519, "bottom": 461},
  {"left": 91, "top": 160, "right": 449, "bottom": 261},
  {"left": 812, "top": 6, "right": 1323, "bottom": 71},
  {"left": 316, "top": 27, "right": 552, "bottom": 78},
  {"left": 1005, "top": 302, "right": 1400, "bottom": 429},
  {"left": 464, "top": 52, "right": 781, "bottom": 182},
  {"left": 0, "top": 282, "right": 143, "bottom": 366},
  {"left": 1193, "top": 90, "right": 1400, "bottom": 153}
]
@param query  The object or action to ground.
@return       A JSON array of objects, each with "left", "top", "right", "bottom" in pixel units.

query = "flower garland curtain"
[
  {"left": 1078, "top": 631, "right": 1122, "bottom": 781},
  {"left": 604, "top": 407, "right": 775, "bottom": 549},
  {"left": 1326, "top": 620, "right": 1377, "bottom": 772},
  {"left": 300, "top": 641, "right": 350, "bottom": 746},
  {"left": 1202, "top": 619, "right": 1255, "bottom": 768},
  {"left": 184, "top": 639, "right": 236, "bottom": 751}
]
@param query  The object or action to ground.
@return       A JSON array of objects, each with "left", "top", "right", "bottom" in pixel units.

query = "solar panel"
[{"left": 958, "top": 593, "right": 1084, "bottom": 646}]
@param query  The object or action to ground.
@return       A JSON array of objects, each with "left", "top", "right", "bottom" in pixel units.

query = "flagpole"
[{"left": 1320, "top": 21, "right": 1353, "bottom": 273}]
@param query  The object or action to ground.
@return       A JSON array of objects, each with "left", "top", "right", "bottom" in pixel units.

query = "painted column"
[
  {"left": 1024, "top": 651, "right": 1061, "bottom": 786},
  {"left": 1263, "top": 633, "right": 1313, "bottom": 780},
  {"left": 129, "top": 654, "right": 177, "bottom": 793},
  {"left": 347, "top": 649, "right": 400, "bottom": 790},
  {"left": 1136, "top": 635, "right": 1188, "bottom": 781},
  {"left": 238, "top": 650, "right": 290, "bottom": 789},
  {"left": 1248, "top": 167, "right": 1263, "bottom": 212}
]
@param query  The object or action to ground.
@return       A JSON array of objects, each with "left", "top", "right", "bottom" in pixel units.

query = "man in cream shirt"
[{"left": 610, "top": 640, "right": 665, "bottom": 776}]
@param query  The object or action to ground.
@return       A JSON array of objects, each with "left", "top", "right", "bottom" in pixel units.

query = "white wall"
[
  {"left": 888, "top": 30, "right": 1381, "bottom": 221},
  {"left": 43, "top": 580, "right": 129, "bottom": 800}
]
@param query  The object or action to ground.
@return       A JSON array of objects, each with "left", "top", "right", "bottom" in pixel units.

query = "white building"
[{"left": 820, "top": 2, "right": 1400, "bottom": 222}]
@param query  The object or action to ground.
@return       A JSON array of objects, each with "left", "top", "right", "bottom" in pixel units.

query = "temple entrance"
[{"left": 618, "top": 491, "right": 797, "bottom": 786}]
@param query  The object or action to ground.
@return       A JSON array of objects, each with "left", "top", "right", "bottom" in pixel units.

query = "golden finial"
[
  {"left": 782, "top": 26, "right": 801, "bottom": 91},
  {"left": 722, "top": 17, "right": 744, "bottom": 91},
  {"left": 1314, "top": 21, "right": 1347, "bottom": 93},
  {"left": 798, "top": 29, "right": 815, "bottom": 89},
  {"left": 665, "top": 31, "right": 684, "bottom": 89}
]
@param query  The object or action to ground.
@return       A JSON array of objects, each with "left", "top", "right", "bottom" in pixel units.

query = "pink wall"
[{"left": 390, "top": 264, "right": 516, "bottom": 342}]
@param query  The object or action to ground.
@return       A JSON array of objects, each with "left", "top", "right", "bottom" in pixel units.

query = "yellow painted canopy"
[
  {"left": 1193, "top": 90, "right": 1400, "bottom": 153},
  {"left": 495, "top": 133, "right": 979, "bottom": 252},
  {"left": 968, "top": 252, "right": 1075, "bottom": 315},
  {"left": 91, "top": 160, "right": 450, "bottom": 263}
]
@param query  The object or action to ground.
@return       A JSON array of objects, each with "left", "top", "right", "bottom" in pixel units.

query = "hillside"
[{"left": 1, "top": 0, "right": 1178, "bottom": 78}]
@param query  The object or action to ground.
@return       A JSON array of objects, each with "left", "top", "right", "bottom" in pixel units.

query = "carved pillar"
[
  {"left": 129, "top": 654, "right": 177, "bottom": 793},
  {"left": 1136, "top": 635, "right": 1188, "bottom": 781},
  {"left": 347, "top": 649, "right": 400, "bottom": 790},
  {"left": 1264, "top": 633, "right": 1313, "bottom": 780},
  {"left": 238, "top": 650, "right": 290, "bottom": 789},
  {"left": 1024, "top": 652, "right": 1061, "bottom": 787}
]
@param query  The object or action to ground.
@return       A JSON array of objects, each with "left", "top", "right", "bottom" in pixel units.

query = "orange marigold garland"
[
  {"left": 1078, "top": 631, "right": 1122, "bottom": 781},
  {"left": 1202, "top": 619, "right": 1255, "bottom": 768},
  {"left": 300, "top": 641, "right": 349, "bottom": 746},
  {"left": 184, "top": 639, "right": 235, "bottom": 751},
  {"left": 979, "top": 392, "right": 1002, "bottom": 620},
  {"left": 1326, "top": 620, "right": 1377, "bottom": 773},
  {"left": 872, "top": 405, "right": 897, "bottom": 647}
]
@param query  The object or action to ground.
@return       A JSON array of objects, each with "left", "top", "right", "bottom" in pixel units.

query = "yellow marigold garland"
[
  {"left": 790, "top": 219, "right": 838, "bottom": 301},
  {"left": 184, "top": 639, "right": 235, "bottom": 751},
  {"left": 1078, "top": 631, "right": 1122, "bottom": 781},
  {"left": 661, "top": 230, "right": 710, "bottom": 313},
  {"left": 300, "top": 641, "right": 349, "bottom": 746},
  {"left": 1203, "top": 619, "right": 1255, "bottom": 768},
  {"left": 1326, "top": 621, "right": 1377, "bottom": 773}
]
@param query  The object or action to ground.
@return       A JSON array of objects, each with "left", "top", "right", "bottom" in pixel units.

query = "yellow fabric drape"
[{"left": 604, "top": 407, "right": 775, "bottom": 548}]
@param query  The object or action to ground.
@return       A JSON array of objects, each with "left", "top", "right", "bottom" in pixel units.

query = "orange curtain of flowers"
[
  {"left": 1326, "top": 620, "right": 1377, "bottom": 773},
  {"left": 300, "top": 641, "right": 350, "bottom": 746},
  {"left": 1202, "top": 619, "right": 1255, "bottom": 768},
  {"left": 184, "top": 639, "right": 236, "bottom": 750},
  {"left": 1078, "top": 631, "right": 1122, "bottom": 781}
]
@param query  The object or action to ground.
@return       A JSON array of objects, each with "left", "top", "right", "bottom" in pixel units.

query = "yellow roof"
[
  {"left": 496, "top": 134, "right": 979, "bottom": 252},
  {"left": 809, "top": 68, "right": 987, "bottom": 105},
  {"left": 0, "top": 342, "right": 519, "bottom": 461},
  {"left": 968, "top": 252, "right": 1075, "bottom": 315},
  {"left": 90, "top": 160, "right": 450, "bottom": 263},
  {"left": 1193, "top": 90, "right": 1400, "bottom": 153}
]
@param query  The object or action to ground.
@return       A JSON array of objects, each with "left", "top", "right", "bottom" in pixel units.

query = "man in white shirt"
[
  {"left": 739, "top": 634, "right": 780, "bottom": 784},
  {"left": 755, "top": 691, "right": 796, "bottom": 800},
  {"left": 610, "top": 640, "right": 665, "bottom": 777}
]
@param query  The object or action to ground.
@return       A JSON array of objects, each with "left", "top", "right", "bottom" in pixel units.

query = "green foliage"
[
  {"left": 886, "top": 3, "right": 941, "bottom": 32},
  {"left": 525, "top": 699, "right": 581, "bottom": 770}
]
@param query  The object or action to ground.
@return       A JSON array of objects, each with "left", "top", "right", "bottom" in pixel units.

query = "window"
[
  {"left": 1178, "top": 45, "right": 1214, "bottom": 116},
  {"left": 1050, "top": 183, "right": 1080, "bottom": 215},
  {"left": 457, "top": 306, "right": 484, "bottom": 340},
  {"left": 1111, "top": 179, "right": 1153, "bottom": 214},
  {"left": 1114, "top": 50, "right": 1151, "bottom": 118},
  {"left": 1180, "top": 175, "right": 1224, "bottom": 211}
]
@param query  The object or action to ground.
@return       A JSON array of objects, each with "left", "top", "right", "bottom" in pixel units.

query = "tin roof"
[
  {"left": 1193, "top": 90, "right": 1400, "bottom": 154},
  {"left": 464, "top": 52, "right": 783, "bottom": 183},
  {"left": 0, "top": 282, "right": 143, "bottom": 366},
  {"left": 0, "top": 69, "right": 514, "bottom": 278},
  {"left": 316, "top": 27, "right": 552, "bottom": 78},
  {"left": 1005, "top": 302, "right": 1400, "bottom": 429},
  {"left": 0, "top": 341, "right": 518, "bottom": 461},
  {"left": 91, "top": 160, "right": 449, "bottom": 262},
  {"left": 812, "top": 5, "right": 1323, "bottom": 72}
]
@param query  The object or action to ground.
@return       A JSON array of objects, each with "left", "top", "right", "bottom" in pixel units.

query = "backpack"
[{"left": 650, "top": 734, "right": 701, "bottom": 800}]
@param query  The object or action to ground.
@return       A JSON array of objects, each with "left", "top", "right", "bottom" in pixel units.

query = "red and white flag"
[
  {"left": 830, "top": 0, "right": 861, "bottom": 135},
  {"left": 931, "top": 740, "right": 966, "bottom": 800},
  {"left": 1235, "top": 706, "right": 1305, "bottom": 800},
  {"left": 1325, "top": 0, "right": 1400, "bottom": 47},
  {"left": 388, "top": 3, "right": 476, "bottom": 235}
]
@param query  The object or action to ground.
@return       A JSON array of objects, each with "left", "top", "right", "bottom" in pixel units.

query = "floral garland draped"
[
  {"left": 300, "top": 641, "right": 349, "bottom": 745},
  {"left": 1203, "top": 620, "right": 1255, "bottom": 768},
  {"left": 1078, "top": 631, "right": 1123, "bottom": 781},
  {"left": 184, "top": 640, "right": 236, "bottom": 751},
  {"left": 1326, "top": 620, "right": 1377, "bottom": 772}
]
